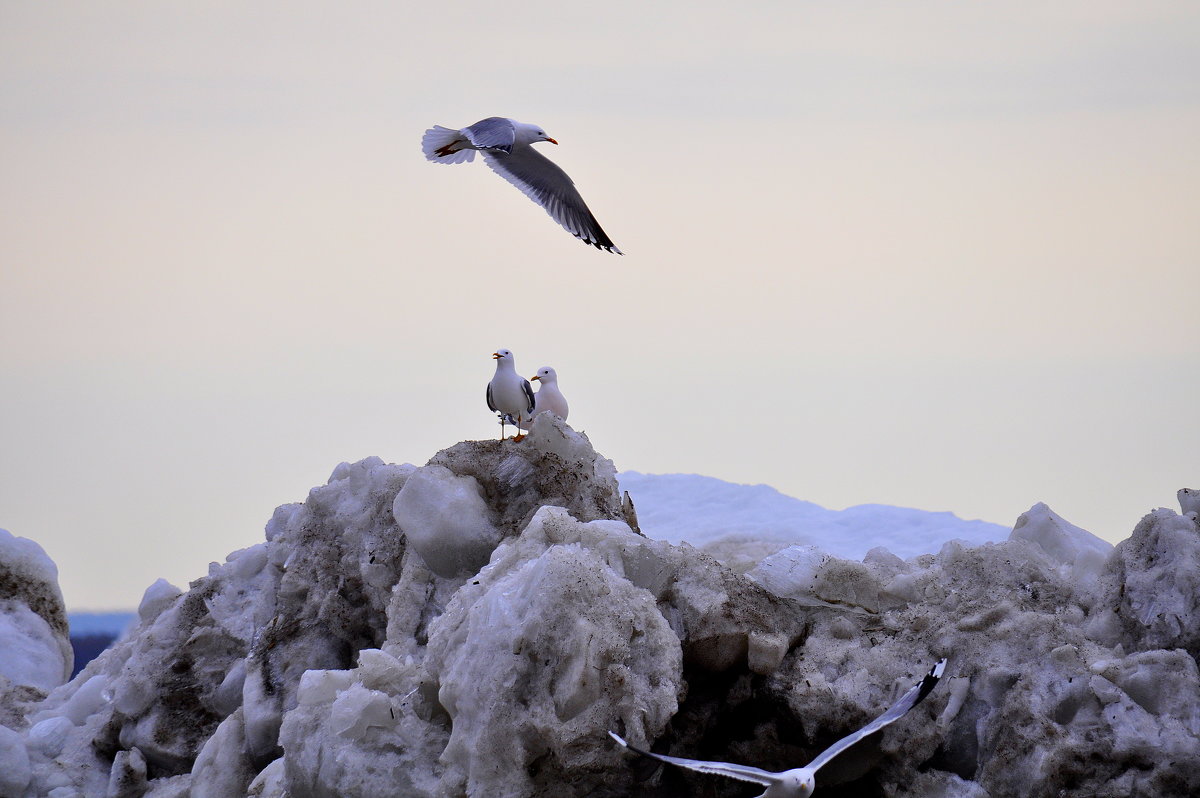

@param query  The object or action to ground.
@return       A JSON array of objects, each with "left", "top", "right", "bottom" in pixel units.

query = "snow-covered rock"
[
  {"left": 1010, "top": 501, "right": 1113, "bottom": 587},
  {"left": 1179, "top": 487, "right": 1200, "bottom": 520},
  {"left": 106, "top": 746, "right": 147, "bottom": 798},
  {"left": 0, "top": 724, "right": 32, "bottom": 797},
  {"left": 393, "top": 466, "right": 499, "bottom": 577},
  {"left": 4, "top": 422, "right": 1199, "bottom": 797},
  {"left": 0, "top": 527, "right": 72, "bottom": 730},
  {"left": 1098, "top": 508, "right": 1200, "bottom": 658}
]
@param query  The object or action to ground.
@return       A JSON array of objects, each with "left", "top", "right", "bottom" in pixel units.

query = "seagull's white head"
[
  {"left": 776, "top": 768, "right": 816, "bottom": 798},
  {"left": 493, "top": 348, "right": 514, "bottom": 361},
  {"left": 514, "top": 121, "right": 558, "bottom": 146},
  {"left": 531, "top": 366, "right": 558, "bottom": 384}
]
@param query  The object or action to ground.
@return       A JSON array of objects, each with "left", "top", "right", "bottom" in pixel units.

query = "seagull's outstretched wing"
[
  {"left": 463, "top": 117, "right": 516, "bottom": 153},
  {"left": 483, "top": 148, "right": 622, "bottom": 254},
  {"left": 608, "top": 731, "right": 779, "bottom": 789},
  {"left": 806, "top": 658, "right": 947, "bottom": 774}
]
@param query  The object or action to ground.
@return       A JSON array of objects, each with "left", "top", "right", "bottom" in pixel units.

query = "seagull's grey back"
[{"left": 463, "top": 117, "right": 516, "bottom": 152}]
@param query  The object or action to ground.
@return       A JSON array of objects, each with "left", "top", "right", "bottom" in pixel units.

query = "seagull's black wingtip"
[
  {"left": 915, "top": 658, "right": 948, "bottom": 705},
  {"left": 577, "top": 234, "right": 623, "bottom": 255}
]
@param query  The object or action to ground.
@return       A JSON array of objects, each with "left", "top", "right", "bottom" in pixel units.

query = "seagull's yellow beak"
[
  {"left": 492, "top": 353, "right": 502, "bottom": 359},
  {"left": 545, "top": 137, "right": 558, "bottom": 145},
  {"left": 531, "top": 375, "right": 540, "bottom": 381}
]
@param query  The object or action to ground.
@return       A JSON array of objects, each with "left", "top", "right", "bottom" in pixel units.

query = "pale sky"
[{"left": 2, "top": 2, "right": 1197, "bottom": 610}]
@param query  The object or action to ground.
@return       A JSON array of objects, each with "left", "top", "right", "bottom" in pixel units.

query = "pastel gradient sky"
[{"left": 2, "top": 2, "right": 1197, "bottom": 609}]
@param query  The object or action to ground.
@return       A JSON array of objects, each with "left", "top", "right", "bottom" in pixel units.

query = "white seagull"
[
  {"left": 486, "top": 348, "right": 534, "bottom": 441},
  {"left": 518, "top": 366, "right": 569, "bottom": 430},
  {"left": 609, "top": 659, "right": 946, "bottom": 798},
  {"left": 422, "top": 117, "right": 622, "bottom": 254}
]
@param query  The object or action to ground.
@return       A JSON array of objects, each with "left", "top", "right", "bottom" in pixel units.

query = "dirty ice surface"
[{"left": 1, "top": 419, "right": 1197, "bottom": 798}]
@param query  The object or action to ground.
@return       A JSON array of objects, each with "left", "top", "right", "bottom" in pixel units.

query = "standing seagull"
[
  {"left": 518, "top": 366, "right": 570, "bottom": 431},
  {"left": 609, "top": 659, "right": 946, "bottom": 798},
  {"left": 422, "top": 117, "right": 622, "bottom": 254},
  {"left": 486, "top": 348, "right": 535, "bottom": 441}
]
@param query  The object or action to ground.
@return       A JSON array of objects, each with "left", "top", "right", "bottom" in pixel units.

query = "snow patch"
[{"left": 618, "top": 471, "right": 1006, "bottom": 563}]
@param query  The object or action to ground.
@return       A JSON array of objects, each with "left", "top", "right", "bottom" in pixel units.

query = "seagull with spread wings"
[
  {"left": 422, "top": 117, "right": 622, "bottom": 254},
  {"left": 610, "top": 659, "right": 946, "bottom": 798}
]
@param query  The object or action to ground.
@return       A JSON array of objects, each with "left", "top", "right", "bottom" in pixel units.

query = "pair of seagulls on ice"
[
  {"left": 486, "top": 348, "right": 568, "bottom": 441},
  {"left": 422, "top": 117, "right": 621, "bottom": 253},
  {"left": 610, "top": 659, "right": 946, "bottom": 798}
]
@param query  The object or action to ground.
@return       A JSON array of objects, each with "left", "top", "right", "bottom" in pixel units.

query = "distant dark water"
[
  {"left": 68, "top": 611, "right": 135, "bottom": 677},
  {"left": 69, "top": 634, "right": 118, "bottom": 677}
]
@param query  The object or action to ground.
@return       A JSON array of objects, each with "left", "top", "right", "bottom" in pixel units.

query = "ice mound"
[
  {"left": 281, "top": 498, "right": 802, "bottom": 798},
  {"left": 2, "top": 426, "right": 1199, "bottom": 797},
  {"left": 733, "top": 507, "right": 1198, "bottom": 797},
  {"left": 394, "top": 414, "right": 622, "bottom": 579},
  {"left": 1179, "top": 487, "right": 1200, "bottom": 519},
  {"left": 0, "top": 528, "right": 72, "bottom": 705},
  {"left": 0, "top": 528, "right": 72, "bottom": 798},
  {"left": 1097, "top": 508, "right": 1200, "bottom": 658},
  {"left": 1010, "top": 501, "right": 1113, "bottom": 586},
  {"left": 393, "top": 466, "right": 500, "bottom": 577}
]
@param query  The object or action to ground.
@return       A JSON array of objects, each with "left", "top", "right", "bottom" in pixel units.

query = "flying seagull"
[
  {"left": 487, "top": 348, "right": 534, "bottom": 441},
  {"left": 422, "top": 117, "right": 622, "bottom": 254},
  {"left": 609, "top": 659, "right": 946, "bottom": 798},
  {"left": 518, "top": 366, "right": 569, "bottom": 431}
]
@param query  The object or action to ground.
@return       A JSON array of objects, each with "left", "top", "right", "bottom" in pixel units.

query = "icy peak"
[
  {"left": 395, "top": 414, "right": 622, "bottom": 577},
  {"left": 1010, "top": 501, "right": 1113, "bottom": 585},
  {"left": 0, "top": 528, "right": 72, "bottom": 695}
]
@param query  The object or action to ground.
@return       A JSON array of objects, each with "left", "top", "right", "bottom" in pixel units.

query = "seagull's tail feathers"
[{"left": 422, "top": 125, "right": 475, "bottom": 164}]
